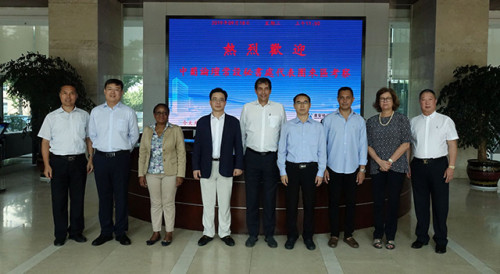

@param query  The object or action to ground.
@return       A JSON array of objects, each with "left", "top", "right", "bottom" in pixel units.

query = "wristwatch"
[
  {"left": 448, "top": 165, "right": 455, "bottom": 169},
  {"left": 388, "top": 158, "right": 393, "bottom": 164},
  {"left": 359, "top": 168, "right": 366, "bottom": 173}
]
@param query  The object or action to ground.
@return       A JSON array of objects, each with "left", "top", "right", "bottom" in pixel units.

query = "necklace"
[{"left": 379, "top": 111, "right": 394, "bottom": 126}]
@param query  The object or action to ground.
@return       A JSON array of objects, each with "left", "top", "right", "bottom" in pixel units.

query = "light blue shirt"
[
  {"left": 322, "top": 110, "right": 367, "bottom": 174},
  {"left": 88, "top": 102, "right": 139, "bottom": 152},
  {"left": 277, "top": 117, "right": 327, "bottom": 177}
]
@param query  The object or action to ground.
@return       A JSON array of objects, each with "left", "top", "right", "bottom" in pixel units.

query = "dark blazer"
[{"left": 192, "top": 113, "right": 244, "bottom": 178}]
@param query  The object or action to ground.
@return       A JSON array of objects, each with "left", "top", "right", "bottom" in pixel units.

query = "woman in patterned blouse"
[
  {"left": 366, "top": 88, "right": 411, "bottom": 250},
  {"left": 138, "top": 103, "right": 186, "bottom": 246}
]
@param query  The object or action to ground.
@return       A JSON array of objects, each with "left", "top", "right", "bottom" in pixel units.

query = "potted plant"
[
  {"left": 0, "top": 52, "right": 95, "bottom": 166},
  {"left": 438, "top": 65, "right": 500, "bottom": 191}
]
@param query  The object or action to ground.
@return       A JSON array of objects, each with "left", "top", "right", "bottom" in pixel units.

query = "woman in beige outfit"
[{"left": 138, "top": 103, "right": 186, "bottom": 246}]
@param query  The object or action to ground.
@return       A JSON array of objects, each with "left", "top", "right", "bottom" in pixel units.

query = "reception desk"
[{"left": 128, "top": 141, "right": 411, "bottom": 235}]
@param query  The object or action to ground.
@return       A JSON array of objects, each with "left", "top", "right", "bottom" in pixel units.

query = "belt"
[
  {"left": 286, "top": 161, "right": 318, "bottom": 169},
  {"left": 247, "top": 147, "right": 276, "bottom": 156},
  {"left": 95, "top": 150, "right": 129, "bottom": 158},
  {"left": 212, "top": 158, "right": 219, "bottom": 161},
  {"left": 413, "top": 156, "right": 446, "bottom": 165},
  {"left": 50, "top": 153, "right": 85, "bottom": 162}
]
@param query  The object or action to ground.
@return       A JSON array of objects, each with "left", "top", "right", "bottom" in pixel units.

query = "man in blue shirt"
[
  {"left": 322, "top": 87, "right": 367, "bottom": 249},
  {"left": 88, "top": 79, "right": 139, "bottom": 246},
  {"left": 277, "top": 93, "right": 326, "bottom": 250}
]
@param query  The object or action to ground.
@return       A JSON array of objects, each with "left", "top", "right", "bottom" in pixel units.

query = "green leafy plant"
[
  {"left": 438, "top": 65, "right": 500, "bottom": 162},
  {"left": 0, "top": 52, "right": 95, "bottom": 160}
]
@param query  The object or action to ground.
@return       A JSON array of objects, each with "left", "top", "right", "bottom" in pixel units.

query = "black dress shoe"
[
  {"left": 221, "top": 236, "right": 235, "bottom": 246},
  {"left": 116, "top": 234, "right": 131, "bottom": 245},
  {"left": 265, "top": 236, "right": 278, "bottom": 248},
  {"left": 69, "top": 234, "right": 87, "bottom": 243},
  {"left": 92, "top": 235, "right": 113, "bottom": 246},
  {"left": 435, "top": 245, "right": 447, "bottom": 254},
  {"left": 245, "top": 236, "right": 258, "bottom": 247},
  {"left": 198, "top": 235, "right": 213, "bottom": 246},
  {"left": 304, "top": 239, "right": 316, "bottom": 250},
  {"left": 54, "top": 238, "right": 66, "bottom": 246},
  {"left": 411, "top": 240, "right": 428, "bottom": 249},
  {"left": 284, "top": 238, "right": 297, "bottom": 250},
  {"left": 146, "top": 235, "right": 161, "bottom": 246},
  {"left": 161, "top": 240, "right": 172, "bottom": 246}
]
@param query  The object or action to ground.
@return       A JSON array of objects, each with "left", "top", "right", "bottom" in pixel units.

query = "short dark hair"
[
  {"left": 293, "top": 93, "right": 311, "bottom": 103},
  {"left": 104, "top": 79, "right": 124, "bottom": 90},
  {"left": 373, "top": 87, "right": 400, "bottom": 112},
  {"left": 59, "top": 84, "right": 76, "bottom": 93},
  {"left": 209, "top": 87, "right": 228, "bottom": 100},
  {"left": 153, "top": 103, "right": 169, "bottom": 114},
  {"left": 337, "top": 86, "right": 353, "bottom": 97},
  {"left": 254, "top": 77, "right": 272, "bottom": 90},
  {"left": 419, "top": 88, "right": 436, "bottom": 99}
]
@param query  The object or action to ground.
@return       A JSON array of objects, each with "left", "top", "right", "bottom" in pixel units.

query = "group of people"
[{"left": 39, "top": 77, "right": 457, "bottom": 255}]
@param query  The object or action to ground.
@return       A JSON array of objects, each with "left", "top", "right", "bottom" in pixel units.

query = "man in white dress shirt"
[
  {"left": 240, "top": 78, "right": 287, "bottom": 248},
  {"left": 38, "top": 84, "right": 94, "bottom": 246},
  {"left": 88, "top": 79, "right": 139, "bottom": 246},
  {"left": 410, "top": 89, "right": 458, "bottom": 254}
]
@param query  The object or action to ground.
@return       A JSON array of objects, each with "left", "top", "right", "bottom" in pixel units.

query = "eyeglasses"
[
  {"left": 155, "top": 112, "right": 168, "bottom": 115},
  {"left": 379, "top": 97, "right": 393, "bottom": 102},
  {"left": 211, "top": 98, "right": 226, "bottom": 103}
]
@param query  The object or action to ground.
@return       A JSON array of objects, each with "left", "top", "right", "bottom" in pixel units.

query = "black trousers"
[
  {"left": 244, "top": 148, "right": 279, "bottom": 237},
  {"left": 285, "top": 162, "right": 318, "bottom": 240},
  {"left": 49, "top": 154, "right": 87, "bottom": 240},
  {"left": 94, "top": 151, "right": 131, "bottom": 237},
  {"left": 328, "top": 168, "right": 357, "bottom": 238},
  {"left": 411, "top": 157, "right": 449, "bottom": 246},
  {"left": 372, "top": 170, "right": 405, "bottom": 241}
]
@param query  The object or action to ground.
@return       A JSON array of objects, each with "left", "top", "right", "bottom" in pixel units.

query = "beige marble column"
[
  {"left": 409, "top": 0, "right": 489, "bottom": 177},
  {"left": 48, "top": 0, "right": 122, "bottom": 104}
]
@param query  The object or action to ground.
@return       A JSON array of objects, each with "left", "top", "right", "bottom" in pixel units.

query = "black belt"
[
  {"left": 95, "top": 150, "right": 129, "bottom": 158},
  {"left": 212, "top": 158, "right": 219, "bottom": 161},
  {"left": 50, "top": 153, "right": 85, "bottom": 162},
  {"left": 247, "top": 147, "right": 276, "bottom": 156},
  {"left": 286, "top": 161, "right": 318, "bottom": 169},
  {"left": 413, "top": 156, "right": 446, "bottom": 165}
]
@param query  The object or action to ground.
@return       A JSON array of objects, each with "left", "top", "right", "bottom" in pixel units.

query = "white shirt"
[
  {"left": 410, "top": 111, "right": 458, "bottom": 159},
  {"left": 240, "top": 100, "right": 287, "bottom": 152},
  {"left": 88, "top": 102, "right": 140, "bottom": 152},
  {"left": 211, "top": 113, "right": 225, "bottom": 159},
  {"left": 37, "top": 106, "right": 89, "bottom": 155}
]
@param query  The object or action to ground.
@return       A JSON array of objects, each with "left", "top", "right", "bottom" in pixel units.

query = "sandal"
[
  {"left": 372, "top": 238, "right": 383, "bottom": 249},
  {"left": 385, "top": 240, "right": 396, "bottom": 250}
]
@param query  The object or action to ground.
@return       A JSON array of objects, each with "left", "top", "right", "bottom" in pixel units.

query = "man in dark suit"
[{"left": 192, "top": 88, "right": 244, "bottom": 247}]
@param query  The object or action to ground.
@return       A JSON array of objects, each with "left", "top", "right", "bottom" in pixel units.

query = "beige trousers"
[{"left": 146, "top": 174, "right": 177, "bottom": 232}]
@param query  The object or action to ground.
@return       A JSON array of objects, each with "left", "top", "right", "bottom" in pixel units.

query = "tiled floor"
[{"left": 1, "top": 156, "right": 499, "bottom": 274}]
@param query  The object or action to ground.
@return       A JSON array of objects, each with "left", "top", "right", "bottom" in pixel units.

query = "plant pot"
[{"left": 466, "top": 159, "right": 500, "bottom": 191}]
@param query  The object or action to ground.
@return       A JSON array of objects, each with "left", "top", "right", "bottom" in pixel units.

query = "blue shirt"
[
  {"left": 277, "top": 117, "right": 327, "bottom": 177},
  {"left": 322, "top": 110, "right": 367, "bottom": 174},
  {"left": 88, "top": 102, "right": 139, "bottom": 152}
]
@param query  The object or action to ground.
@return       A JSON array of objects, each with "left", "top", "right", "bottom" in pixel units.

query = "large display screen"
[{"left": 167, "top": 17, "right": 365, "bottom": 126}]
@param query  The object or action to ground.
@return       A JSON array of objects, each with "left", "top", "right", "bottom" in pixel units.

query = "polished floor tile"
[{"left": 1, "top": 156, "right": 499, "bottom": 274}]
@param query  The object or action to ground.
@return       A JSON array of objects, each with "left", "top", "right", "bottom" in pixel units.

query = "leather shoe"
[
  {"left": 146, "top": 233, "right": 161, "bottom": 246},
  {"left": 284, "top": 237, "right": 297, "bottom": 250},
  {"left": 328, "top": 236, "right": 339, "bottom": 248},
  {"left": 304, "top": 239, "right": 316, "bottom": 250},
  {"left": 116, "top": 234, "right": 131, "bottom": 245},
  {"left": 245, "top": 236, "right": 258, "bottom": 247},
  {"left": 265, "top": 236, "right": 278, "bottom": 248},
  {"left": 343, "top": 237, "right": 359, "bottom": 248},
  {"left": 161, "top": 232, "right": 172, "bottom": 246},
  {"left": 221, "top": 236, "right": 235, "bottom": 246},
  {"left": 197, "top": 235, "right": 213, "bottom": 246},
  {"left": 411, "top": 240, "right": 428, "bottom": 249},
  {"left": 92, "top": 235, "right": 113, "bottom": 246},
  {"left": 69, "top": 234, "right": 87, "bottom": 243},
  {"left": 54, "top": 238, "right": 66, "bottom": 246},
  {"left": 435, "top": 245, "right": 447, "bottom": 254}
]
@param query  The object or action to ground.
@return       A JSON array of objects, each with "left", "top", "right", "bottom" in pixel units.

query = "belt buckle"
[
  {"left": 67, "top": 156, "right": 76, "bottom": 161},
  {"left": 423, "top": 159, "right": 428, "bottom": 164},
  {"left": 106, "top": 152, "right": 116, "bottom": 158},
  {"left": 299, "top": 164, "right": 307, "bottom": 169}
]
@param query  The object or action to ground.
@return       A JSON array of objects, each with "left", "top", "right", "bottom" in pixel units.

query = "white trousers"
[
  {"left": 146, "top": 174, "right": 177, "bottom": 232},
  {"left": 200, "top": 161, "right": 233, "bottom": 238}
]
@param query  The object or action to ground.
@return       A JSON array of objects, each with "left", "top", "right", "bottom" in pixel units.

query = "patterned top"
[
  {"left": 147, "top": 123, "right": 170, "bottom": 174},
  {"left": 366, "top": 112, "right": 411, "bottom": 174}
]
